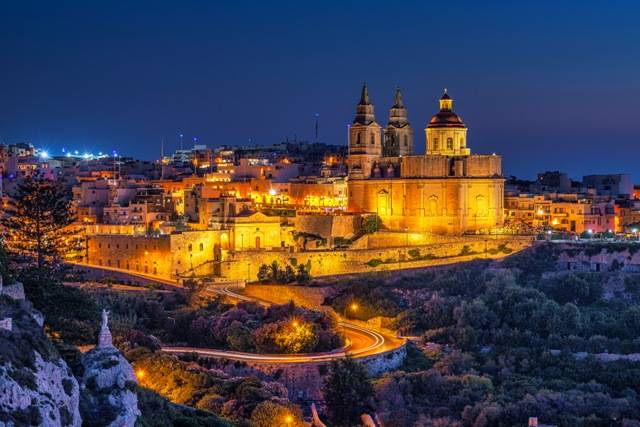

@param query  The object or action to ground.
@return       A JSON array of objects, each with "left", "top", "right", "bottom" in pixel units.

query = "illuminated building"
[{"left": 346, "top": 85, "right": 504, "bottom": 234}]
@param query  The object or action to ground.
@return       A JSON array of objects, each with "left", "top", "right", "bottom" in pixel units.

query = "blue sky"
[{"left": 1, "top": 0, "right": 639, "bottom": 180}]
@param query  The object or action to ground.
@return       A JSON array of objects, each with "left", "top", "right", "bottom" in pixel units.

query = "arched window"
[
  {"left": 199, "top": 243, "right": 204, "bottom": 252},
  {"left": 356, "top": 134, "right": 361, "bottom": 145},
  {"left": 370, "top": 134, "right": 375, "bottom": 145},
  {"left": 188, "top": 243, "right": 192, "bottom": 252},
  {"left": 447, "top": 138, "right": 453, "bottom": 150},
  {"left": 433, "top": 138, "right": 439, "bottom": 151},
  {"left": 403, "top": 135, "right": 408, "bottom": 147}
]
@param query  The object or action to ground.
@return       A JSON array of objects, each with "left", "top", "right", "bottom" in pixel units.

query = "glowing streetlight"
[
  {"left": 291, "top": 320, "right": 299, "bottom": 328},
  {"left": 39, "top": 150, "right": 49, "bottom": 159},
  {"left": 344, "top": 302, "right": 358, "bottom": 319},
  {"left": 284, "top": 414, "right": 293, "bottom": 426},
  {"left": 269, "top": 188, "right": 277, "bottom": 196},
  {"left": 135, "top": 369, "right": 145, "bottom": 380}
]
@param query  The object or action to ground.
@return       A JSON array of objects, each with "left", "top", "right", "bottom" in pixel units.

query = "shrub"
[{"left": 366, "top": 258, "right": 384, "bottom": 267}]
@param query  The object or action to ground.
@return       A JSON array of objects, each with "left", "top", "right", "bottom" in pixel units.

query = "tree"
[
  {"left": 249, "top": 401, "right": 303, "bottom": 427},
  {"left": 361, "top": 214, "right": 381, "bottom": 234},
  {"left": 257, "top": 264, "right": 271, "bottom": 283},
  {"left": 2, "top": 175, "right": 76, "bottom": 267},
  {"left": 323, "top": 357, "right": 373, "bottom": 426},
  {"left": 295, "top": 264, "right": 310, "bottom": 284}
]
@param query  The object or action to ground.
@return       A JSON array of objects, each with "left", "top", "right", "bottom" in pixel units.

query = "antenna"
[
  {"left": 314, "top": 112, "right": 320, "bottom": 143},
  {"left": 160, "top": 138, "right": 165, "bottom": 180}
]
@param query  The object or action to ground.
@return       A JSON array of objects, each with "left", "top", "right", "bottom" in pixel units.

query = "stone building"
[{"left": 346, "top": 85, "right": 504, "bottom": 234}]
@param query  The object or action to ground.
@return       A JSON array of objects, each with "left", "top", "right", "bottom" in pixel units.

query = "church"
[{"left": 346, "top": 85, "right": 504, "bottom": 234}]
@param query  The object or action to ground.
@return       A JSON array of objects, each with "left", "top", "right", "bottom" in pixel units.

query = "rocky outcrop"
[
  {"left": 0, "top": 295, "right": 81, "bottom": 427},
  {"left": 80, "top": 310, "right": 140, "bottom": 427}
]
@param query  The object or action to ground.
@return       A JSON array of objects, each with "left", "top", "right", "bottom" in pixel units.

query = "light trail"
[{"left": 68, "top": 262, "right": 404, "bottom": 363}]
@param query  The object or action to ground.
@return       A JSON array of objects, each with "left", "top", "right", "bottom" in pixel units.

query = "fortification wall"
[
  {"left": 243, "top": 284, "right": 332, "bottom": 311},
  {"left": 222, "top": 236, "right": 532, "bottom": 281},
  {"left": 86, "top": 234, "right": 173, "bottom": 277},
  {"left": 294, "top": 215, "right": 360, "bottom": 239}
]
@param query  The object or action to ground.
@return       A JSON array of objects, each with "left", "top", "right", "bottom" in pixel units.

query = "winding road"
[{"left": 70, "top": 263, "right": 405, "bottom": 364}]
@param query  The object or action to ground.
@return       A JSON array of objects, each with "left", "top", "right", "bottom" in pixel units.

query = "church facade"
[{"left": 346, "top": 85, "right": 504, "bottom": 234}]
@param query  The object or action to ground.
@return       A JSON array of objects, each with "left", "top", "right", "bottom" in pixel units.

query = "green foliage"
[
  {"left": 330, "top": 280, "right": 402, "bottom": 320},
  {"left": 366, "top": 258, "right": 383, "bottom": 267},
  {"left": 1, "top": 175, "right": 77, "bottom": 267},
  {"left": 361, "top": 215, "right": 381, "bottom": 234},
  {"left": 134, "top": 352, "right": 282, "bottom": 423},
  {"left": 323, "top": 357, "right": 374, "bottom": 426},
  {"left": 249, "top": 401, "right": 303, "bottom": 427},
  {"left": 373, "top": 246, "right": 640, "bottom": 426},
  {"left": 20, "top": 269, "right": 99, "bottom": 344},
  {"left": 538, "top": 273, "right": 604, "bottom": 305},
  {"left": 256, "top": 260, "right": 311, "bottom": 284},
  {"left": 459, "top": 245, "right": 474, "bottom": 256},
  {"left": 135, "top": 385, "right": 234, "bottom": 427},
  {"left": 101, "top": 292, "right": 342, "bottom": 354}
]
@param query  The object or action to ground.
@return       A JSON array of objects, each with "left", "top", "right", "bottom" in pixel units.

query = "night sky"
[{"left": 1, "top": 0, "right": 639, "bottom": 181}]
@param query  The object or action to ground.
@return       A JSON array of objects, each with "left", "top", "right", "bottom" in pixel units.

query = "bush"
[{"left": 366, "top": 258, "right": 384, "bottom": 268}]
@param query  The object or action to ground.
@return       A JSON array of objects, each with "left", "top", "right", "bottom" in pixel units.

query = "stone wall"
[
  {"left": 556, "top": 244, "right": 640, "bottom": 273},
  {"left": 222, "top": 236, "right": 532, "bottom": 281},
  {"left": 243, "top": 284, "right": 332, "bottom": 311},
  {"left": 86, "top": 234, "right": 173, "bottom": 277},
  {"left": 81, "top": 231, "right": 532, "bottom": 283},
  {"left": 294, "top": 214, "right": 360, "bottom": 239}
]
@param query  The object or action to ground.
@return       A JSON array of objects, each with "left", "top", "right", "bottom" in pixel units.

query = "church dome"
[
  {"left": 427, "top": 89, "right": 466, "bottom": 128},
  {"left": 427, "top": 110, "right": 465, "bottom": 128}
]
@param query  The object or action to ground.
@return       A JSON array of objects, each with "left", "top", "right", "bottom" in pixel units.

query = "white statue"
[
  {"left": 101, "top": 309, "right": 110, "bottom": 328},
  {"left": 98, "top": 309, "right": 113, "bottom": 348}
]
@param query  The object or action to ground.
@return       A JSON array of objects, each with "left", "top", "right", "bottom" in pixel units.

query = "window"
[
  {"left": 403, "top": 135, "right": 408, "bottom": 147},
  {"left": 447, "top": 138, "right": 453, "bottom": 150},
  {"left": 370, "top": 134, "right": 375, "bottom": 145},
  {"left": 188, "top": 244, "right": 192, "bottom": 252},
  {"left": 356, "top": 134, "right": 361, "bottom": 145},
  {"left": 433, "top": 138, "right": 439, "bottom": 150},
  {"left": 199, "top": 243, "right": 204, "bottom": 251}
]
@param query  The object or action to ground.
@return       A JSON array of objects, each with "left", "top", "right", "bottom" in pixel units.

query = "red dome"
[{"left": 427, "top": 111, "right": 465, "bottom": 128}]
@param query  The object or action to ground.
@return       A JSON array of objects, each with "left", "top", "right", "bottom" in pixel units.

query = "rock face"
[
  {"left": 80, "top": 310, "right": 140, "bottom": 427},
  {"left": 0, "top": 296, "right": 82, "bottom": 427}
]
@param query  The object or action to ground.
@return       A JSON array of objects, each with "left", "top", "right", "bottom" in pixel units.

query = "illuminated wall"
[{"left": 348, "top": 177, "right": 504, "bottom": 234}]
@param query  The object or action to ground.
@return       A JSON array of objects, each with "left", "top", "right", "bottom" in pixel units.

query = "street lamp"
[
  {"left": 284, "top": 414, "right": 293, "bottom": 426},
  {"left": 345, "top": 302, "right": 358, "bottom": 319}
]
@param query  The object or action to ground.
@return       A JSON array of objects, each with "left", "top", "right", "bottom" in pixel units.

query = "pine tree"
[
  {"left": 323, "top": 357, "right": 374, "bottom": 426},
  {"left": 1, "top": 175, "right": 76, "bottom": 267}
]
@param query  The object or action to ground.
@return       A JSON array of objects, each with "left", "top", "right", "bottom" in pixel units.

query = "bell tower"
[
  {"left": 383, "top": 87, "right": 413, "bottom": 157},
  {"left": 347, "top": 84, "right": 382, "bottom": 178}
]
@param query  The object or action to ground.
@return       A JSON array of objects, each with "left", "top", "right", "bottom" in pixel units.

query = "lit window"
[
  {"left": 433, "top": 138, "right": 439, "bottom": 150},
  {"left": 370, "top": 134, "right": 375, "bottom": 145},
  {"left": 447, "top": 138, "right": 453, "bottom": 150}
]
